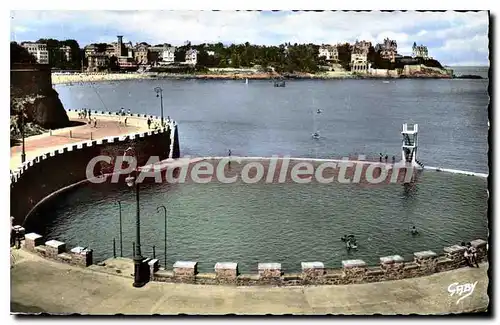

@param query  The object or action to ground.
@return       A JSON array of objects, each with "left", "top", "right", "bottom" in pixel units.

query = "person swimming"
[
  {"left": 410, "top": 226, "right": 419, "bottom": 235},
  {"left": 341, "top": 235, "right": 355, "bottom": 242},
  {"left": 341, "top": 235, "right": 357, "bottom": 249}
]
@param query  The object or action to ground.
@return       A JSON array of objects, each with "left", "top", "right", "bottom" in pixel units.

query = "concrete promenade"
[
  {"left": 10, "top": 111, "right": 151, "bottom": 171},
  {"left": 11, "top": 249, "right": 489, "bottom": 315}
]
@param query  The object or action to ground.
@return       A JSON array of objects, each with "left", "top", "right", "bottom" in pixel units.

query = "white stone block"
[
  {"left": 414, "top": 251, "right": 437, "bottom": 259},
  {"left": 301, "top": 262, "right": 324, "bottom": 269},
  {"left": 25, "top": 233, "right": 42, "bottom": 240},
  {"left": 258, "top": 263, "right": 281, "bottom": 270},
  {"left": 71, "top": 246, "right": 90, "bottom": 255},
  {"left": 342, "top": 259, "right": 367, "bottom": 268},
  {"left": 173, "top": 261, "right": 197, "bottom": 269},
  {"left": 215, "top": 262, "right": 238, "bottom": 270},
  {"left": 45, "top": 240, "right": 65, "bottom": 248}
]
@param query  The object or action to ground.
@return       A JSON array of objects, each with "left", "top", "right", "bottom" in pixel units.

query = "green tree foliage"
[
  {"left": 336, "top": 43, "right": 352, "bottom": 71},
  {"left": 190, "top": 42, "right": 321, "bottom": 73},
  {"left": 37, "top": 38, "right": 83, "bottom": 70},
  {"left": 109, "top": 56, "right": 119, "bottom": 71},
  {"left": 174, "top": 45, "right": 187, "bottom": 63},
  {"left": 420, "top": 58, "right": 443, "bottom": 69},
  {"left": 10, "top": 42, "right": 37, "bottom": 66}
]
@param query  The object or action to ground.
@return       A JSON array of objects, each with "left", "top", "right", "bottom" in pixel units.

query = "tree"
[
  {"left": 109, "top": 56, "right": 119, "bottom": 71},
  {"left": 61, "top": 39, "right": 82, "bottom": 70},
  {"left": 230, "top": 52, "right": 240, "bottom": 68},
  {"left": 174, "top": 48, "right": 186, "bottom": 62},
  {"left": 337, "top": 43, "right": 352, "bottom": 71}
]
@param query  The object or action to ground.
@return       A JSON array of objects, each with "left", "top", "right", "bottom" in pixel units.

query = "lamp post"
[
  {"left": 157, "top": 205, "right": 167, "bottom": 269},
  {"left": 154, "top": 87, "right": 164, "bottom": 127},
  {"left": 124, "top": 147, "right": 147, "bottom": 288},
  {"left": 117, "top": 200, "right": 123, "bottom": 257},
  {"left": 20, "top": 110, "right": 26, "bottom": 164}
]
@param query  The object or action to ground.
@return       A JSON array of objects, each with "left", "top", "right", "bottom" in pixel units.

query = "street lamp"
[
  {"left": 117, "top": 200, "right": 123, "bottom": 257},
  {"left": 154, "top": 87, "right": 164, "bottom": 127},
  {"left": 157, "top": 205, "right": 167, "bottom": 269},
  {"left": 20, "top": 110, "right": 26, "bottom": 164},
  {"left": 124, "top": 147, "right": 147, "bottom": 288}
]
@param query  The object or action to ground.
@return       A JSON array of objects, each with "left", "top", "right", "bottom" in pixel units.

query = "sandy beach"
[
  {"left": 52, "top": 72, "right": 153, "bottom": 85},
  {"left": 51, "top": 68, "right": 453, "bottom": 85}
]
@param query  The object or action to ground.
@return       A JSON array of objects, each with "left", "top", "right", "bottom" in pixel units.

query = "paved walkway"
[
  {"left": 10, "top": 249, "right": 489, "bottom": 315},
  {"left": 10, "top": 112, "right": 150, "bottom": 172}
]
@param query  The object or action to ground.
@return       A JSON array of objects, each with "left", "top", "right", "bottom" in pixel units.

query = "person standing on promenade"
[
  {"left": 379, "top": 153, "right": 383, "bottom": 162},
  {"left": 467, "top": 242, "right": 479, "bottom": 268},
  {"left": 124, "top": 117, "right": 128, "bottom": 126},
  {"left": 385, "top": 154, "right": 388, "bottom": 163},
  {"left": 392, "top": 156, "right": 396, "bottom": 164},
  {"left": 93, "top": 117, "right": 97, "bottom": 128},
  {"left": 88, "top": 109, "right": 92, "bottom": 119},
  {"left": 461, "top": 242, "right": 473, "bottom": 267},
  {"left": 127, "top": 108, "right": 131, "bottom": 116},
  {"left": 147, "top": 118, "right": 151, "bottom": 129}
]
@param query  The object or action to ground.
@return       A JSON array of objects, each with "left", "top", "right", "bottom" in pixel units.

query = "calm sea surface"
[
  {"left": 29, "top": 75, "right": 490, "bottom": 272},
  {"left": 55, "top": 75, "right": 489, "bottom": 173}
]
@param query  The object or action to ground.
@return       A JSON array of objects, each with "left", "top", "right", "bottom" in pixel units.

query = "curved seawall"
[
  {"left": 190, "top": 156, "right": 489, "bottom": 179},
  {"left": 10, "top": 112, "right": 180, "bottom": 226},
  {"left": 424, "top": 166, "right": 488, "bottom": 178}
]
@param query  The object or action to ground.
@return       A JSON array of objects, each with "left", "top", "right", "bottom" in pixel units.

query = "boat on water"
[
  {"left": 316, "top": 109, "right": 322, "bottom": 114},
  {"left": 274, "top": 79, "right": 286, "bottom": 87},
  {"left": 312, "top": 132, "right": 320, "bottom": 139},
  {"left": 382, "top": 80, "right": 390, "bottom": 84}
]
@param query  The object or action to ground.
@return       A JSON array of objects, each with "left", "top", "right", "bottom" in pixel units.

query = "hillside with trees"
[{"left": 36, "top": 38, "right": 83, "bottom": 70}]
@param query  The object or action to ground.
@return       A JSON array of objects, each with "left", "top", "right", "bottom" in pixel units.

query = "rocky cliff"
[{"left": 11, "top": 64, "right": 70, "bottom": 130}]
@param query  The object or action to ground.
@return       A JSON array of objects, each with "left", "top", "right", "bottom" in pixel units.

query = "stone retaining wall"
[
  {"left": 151, "top": 238, "right": 487, "bottom": 286},
  {"left": 17, "top": 232, "right": 488, "bottom": 286},
  {"left": 10, "top": 113, "right": 180, "bottom": 225}
]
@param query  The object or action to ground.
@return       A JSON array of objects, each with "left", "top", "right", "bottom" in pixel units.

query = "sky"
[{"left": 10, "top": 10, "right": 489, "bottom": 66}]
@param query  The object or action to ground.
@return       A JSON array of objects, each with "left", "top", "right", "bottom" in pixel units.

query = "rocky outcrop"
[
  {"left": 29, "top": 88, "right": 69, "bottom": 129},
  {"left": 401, "top": 64, "right": 452, "bottom": 78},
  {"left": 11, "top": 64, "right": 70, "bottom": 129}
]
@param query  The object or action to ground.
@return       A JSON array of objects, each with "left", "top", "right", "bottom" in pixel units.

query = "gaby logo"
[{"left": 448, "top": 281, "right": 478, "bottom": 304}]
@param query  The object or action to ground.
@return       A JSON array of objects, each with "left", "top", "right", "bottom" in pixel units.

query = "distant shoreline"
[{"left": 51, "top": 71, "right": 484, "bottom": 85}]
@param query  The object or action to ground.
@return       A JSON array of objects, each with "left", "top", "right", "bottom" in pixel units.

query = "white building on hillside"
[
  {"left": 318, "top": 45, "right": 339, "bottom": 62},
  {"left": 162, "top": 46, "right": 176, "bottom": 64},
  {"left": 21, "top": 42, "right": 49, "bottom": 64},
  {"left": 185, "top": 49, "right": 198, "bottom": 65},
  {"left": 351, "top": 53, "right": 369, "bottom": 73},
  {"left": 412, "top": 42, "right": 429, "bottom": 59}
]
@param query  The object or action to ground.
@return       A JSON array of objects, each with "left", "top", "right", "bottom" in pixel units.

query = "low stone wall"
[
  {"left": 10, "top": 112, "right": 180, "bottom": 225},
  {"left": 370, "top": 68, "right": 399, "bottom": 78},
  {"left": 23, "top": 232, "right": 93, "bottom": 267},
  {"left": 17, "top": 233, "right": 488, "bottom": 286},
  {"left": 151, "top": 238, "right": 488, "bottom": 286}
]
